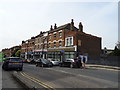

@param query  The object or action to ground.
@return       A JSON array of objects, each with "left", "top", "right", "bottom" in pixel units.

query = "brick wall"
[
  {"left": 48, "top": 30, "right": 65, "bottom": 48},
  {"left": 64, "top": 30, "right": 101, "bottom": 56}
]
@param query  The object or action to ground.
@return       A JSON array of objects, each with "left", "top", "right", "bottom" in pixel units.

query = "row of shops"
[{"left": 21, "top": 46, "right": 79, "bottom": 61}]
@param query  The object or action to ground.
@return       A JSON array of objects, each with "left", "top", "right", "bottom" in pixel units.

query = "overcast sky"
[{"left": 0, "top": 0, "right": 118, "bottom": 51}]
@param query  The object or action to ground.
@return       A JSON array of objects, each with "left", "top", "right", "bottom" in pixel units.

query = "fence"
[{"left": 87, "top": 56, "right": 120, "bottom": 67}]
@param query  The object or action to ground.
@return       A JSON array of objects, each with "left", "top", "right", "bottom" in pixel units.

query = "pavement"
[
  {"left": 86, "top": 64, "right": 120, "bottom": 70},
  {"left": 12, "top": 64, "right": 120, "bottom": 89}
]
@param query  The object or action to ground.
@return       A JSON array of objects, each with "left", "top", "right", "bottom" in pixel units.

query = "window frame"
[
  {"left": 65, "top": 36, "right": 73, "bottom": 46},
  {"left": 59, "top": 41, "right": 62, "bottom": 47},
  {"left": 54, "top": 33, "right": 56, "bottom": 38},
  {"left": 59, "top": 32, "right": 62, "bottom": 38},
  {"left": 54, "top": 42, "right": 56, "bottom": 48}
]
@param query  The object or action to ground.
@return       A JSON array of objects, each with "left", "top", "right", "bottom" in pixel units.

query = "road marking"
[
  {"left": 45, "top": 68, "right": 118, "bottom": 87},
  {"left": 20, "top": 72, "right": 49, "bottom": 89},
  {"left": 20, "top": 72, "right": 56, "bottom": 90},
  {"left": 22, "top": 72, "right": 54, "bottom": 89}
]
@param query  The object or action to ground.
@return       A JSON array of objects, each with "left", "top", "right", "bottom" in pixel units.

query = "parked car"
[
  {"left": 2, "top": 57, "right": 23, "bottom": 71},
  {"left": 36, "top": 58, "right": 53, "bottom": 67},
  {"left": 48, "top": 58, "right": 60, "bottom": 66},
  {"left": 29, "top": 59, "right": 36, "bottom": 64},
  {"left": 22, "top": 59, "right": 29, "bottom": 63},
  {"left": 59, "top": 58, "right": 82, "bottom": 68}
]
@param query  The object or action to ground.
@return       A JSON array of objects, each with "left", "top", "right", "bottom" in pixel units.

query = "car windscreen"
[
  {"left": 42, "top": 59, "right": 50, "bottom": 63},
  {"left": 10, "top": 58, "right": 22, "bottom": 62},
  {"left": 65, "top": 59, "right": 72, "bottom": 62},
  {"left": 74, "top": 59, "right": 79, "bottom": 62}
]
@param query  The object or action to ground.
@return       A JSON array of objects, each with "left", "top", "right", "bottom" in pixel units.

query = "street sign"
[{"left": 61, "top": 51, "right": 64, "bottom": 53}]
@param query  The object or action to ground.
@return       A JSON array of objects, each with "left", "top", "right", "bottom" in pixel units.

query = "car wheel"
[
  {"left": 36, "top": 64, "right": 38, "bottom": 67},
  {"left": 41, "top": 64, "right": 43, "bottom": 67},
  {"left": 2, "top": 65, "right": 5, "bottom": 70},
  {"left": 59, "top": 64, "right": 62, "bottom": 67},
  {"left": 70, "top": 64, "right": 73, "bottom": 68},
  {"left": 18, "top": 68, "right": 23, "bottom": 71}
]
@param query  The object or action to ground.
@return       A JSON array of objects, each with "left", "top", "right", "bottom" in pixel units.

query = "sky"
[{"left": 0, "top": 0, "right": 119, "bottom": 51}]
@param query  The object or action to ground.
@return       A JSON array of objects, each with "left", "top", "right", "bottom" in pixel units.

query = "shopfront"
[
  {"left": 47, "top": 47, "right": 77, "bottom": 61},
  {"left": 33, "top": 51, "right": 47, "bottom": 59}
]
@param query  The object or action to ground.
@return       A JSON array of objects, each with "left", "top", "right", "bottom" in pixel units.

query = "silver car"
[
  {"left": 48, "top": 58, "right": 60, "bottom": 66},
  {"left": 2, "top": 57, "right": 23, "bottom": 71}
]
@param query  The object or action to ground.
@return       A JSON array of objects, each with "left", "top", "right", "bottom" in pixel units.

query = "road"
[{"left": 17, "top": 63, "right": 119, "bottom": 89}]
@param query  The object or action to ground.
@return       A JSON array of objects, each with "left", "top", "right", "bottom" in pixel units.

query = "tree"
[
  {"left": 116, "top": 41, "right": 120, "bottom": 49},
  {"left": 15, "top": 50, "right": 21, "bottom": 57},
  {"left": 110, "top": 46, "right": 120, "bottom": 56},
  {"left": 11, "top": 49, "right": 19, "bottom": 57}
]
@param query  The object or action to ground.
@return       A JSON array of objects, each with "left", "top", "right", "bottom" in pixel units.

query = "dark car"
[
  {"left": 59, "top": 58, "right": 82, "bottom": 68},
  {"left": 29, "top": 59, "right": 36, "bottom": 64},
  {"left": 2, "top": 57, "right": 23, "bottom": 71},
  {"left": 36, "top": 58, "right": 53, "bottom": 67}
]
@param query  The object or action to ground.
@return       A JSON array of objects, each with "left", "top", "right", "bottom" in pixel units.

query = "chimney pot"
[
  {"left": 50, "top": 25, "right": 53, "bottom": 30},
  {"left": 54, "top": 23, "right": 57, "bottom": 29},
  {"left": 78, "top": 22, "right": 83, "bottom": 32},
  {"left": 70, "top": 19, "right": 74, "bottom": 30}
]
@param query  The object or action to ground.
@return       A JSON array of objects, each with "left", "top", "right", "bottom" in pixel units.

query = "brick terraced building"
[
  {"left": 33, "top": 31, "right": 48, "bottom": 59},
  {"left": 2, "top": 19, "right": 101, "bottom": 61},
  {"left": 47, "top": 19, "right": 101, "bottom": 61}
]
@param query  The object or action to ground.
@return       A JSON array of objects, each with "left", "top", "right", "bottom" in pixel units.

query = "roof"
[
  {"left": 49, "top": 23, "right": 78, "bottom": 33},
  {"left": 77, "top": 31, "right": 101, "bottom": 39}
]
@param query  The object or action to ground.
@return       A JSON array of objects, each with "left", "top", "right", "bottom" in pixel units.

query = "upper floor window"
[
  {"left": 59, "top": 41, "right": 62, "bottom": 47},
  {"left": 70, "top": 38, "right": 72, "bottom": 45},
  {"left": 48, "top": 43, "right": 51, "bottom": 48},
  {"left": 59, "top": 32, "right": 62, "bottom": 38},
  {"left": 54, "top": 34, "right": 56, "bottom": 38},
  {"left": 66, "top": 38, "right": 69, "bottom": 46},
  {"left": 49, "top": 35, "right": 51, "bottom": 40},
  {"left": 54, "top": 42, "right": 56, "bottom": 47},
  {"left": 65, "top": 37, "right": 73, "bottom": 46},
  {"left": 38, "top": 45, "right": 39, "bottom": 49}
]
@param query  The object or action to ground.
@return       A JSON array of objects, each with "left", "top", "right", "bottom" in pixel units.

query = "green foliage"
[
  {"left": 0, "top": 53, "right": 5, "bottom": 58},
  {"left": 110, "top": 46, "right": 120, "bottom": 56},
  {"left": 15, "top": 50, "right": 21, "bottom": 57},
  {"left": 11, "top": 49, "right": 19, "bottom": 57}
]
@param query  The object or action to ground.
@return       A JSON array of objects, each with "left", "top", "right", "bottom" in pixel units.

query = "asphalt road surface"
[{"left": 18, "top": 63, "right": 119, "bottom": 89}]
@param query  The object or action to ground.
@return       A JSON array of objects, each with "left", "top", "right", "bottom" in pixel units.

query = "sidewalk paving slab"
[{"left": 86, "top": 64, "right": 120, "bottom": 70}]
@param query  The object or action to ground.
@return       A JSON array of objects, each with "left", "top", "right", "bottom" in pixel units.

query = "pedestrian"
[
  {"left": 82, "top": 55, "right": 87, "bottom": 69},
  {"left": 78, "top": 55, "right": 82, "bottom": 68}
]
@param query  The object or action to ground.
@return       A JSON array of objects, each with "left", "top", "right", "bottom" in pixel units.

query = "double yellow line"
[{"left": 20, "top": 72, "right": 56, "bottom": 90}]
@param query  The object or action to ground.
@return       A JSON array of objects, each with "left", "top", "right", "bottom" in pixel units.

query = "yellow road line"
[
  {"left": 22, "top": 72, "right": 55, "bottom": 89},
  {"left": 20, "top": 72, "right": 56, "bottom": 90},
  {"left": 22, "top": 72, "right": 54, "bottom": 89},
  {"left": 20, "top": 72, "right": 51, "bottom": 89}
]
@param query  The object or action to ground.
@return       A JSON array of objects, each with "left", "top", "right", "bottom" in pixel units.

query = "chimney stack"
[
  {"left": 54, "top": 23, "right": 57, "bottom": 29},
  {"left": 70, "top": 19, "right": 74, "bottom": 30},
  {"left": 50, "top": 25, "right": 53, "bottom": 30},
  {"left": 78, "top": 22, "right": 83, "bottom": 32}
]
